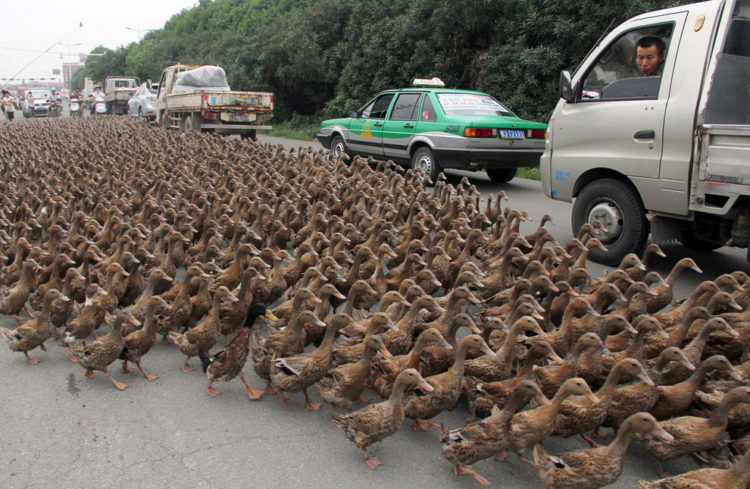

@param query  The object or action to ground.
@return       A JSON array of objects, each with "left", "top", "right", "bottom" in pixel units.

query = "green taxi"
[{"left": 317, "top": 78, "right": 547, "bottom": 183}]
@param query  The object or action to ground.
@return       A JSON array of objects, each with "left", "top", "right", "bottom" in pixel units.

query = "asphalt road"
[{"left": 1, "top": 131, "right": 748, "bottom": 489}]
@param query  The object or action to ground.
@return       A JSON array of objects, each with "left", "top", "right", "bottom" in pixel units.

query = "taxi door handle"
[
  {"left": 374, "top": 122, "right": 383, "bottom": 127},
  {"left": 404, "top": 124, "right": 415, "bottom": 129},
  {"left": 634, "top": 130, "right": 655, "bottom": 139}
]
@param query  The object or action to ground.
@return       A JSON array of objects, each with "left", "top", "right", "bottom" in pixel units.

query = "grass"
[
  {"left": 517, "top": 167, "right": 541, "bottom": 181},
  {"left": 257, "top": 117, "right": 319, "bottom": 141}
]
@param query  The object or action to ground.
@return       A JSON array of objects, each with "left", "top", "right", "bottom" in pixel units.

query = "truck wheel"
[
  {"left": 241, "top": 130, "right": 257, "bottom": 141},
  {"left": 183, "top": 113, "right": 202, "bottom": 133},
  {"left": 486, "top": 168, "right": 517, "bottom": 183},
  {"left": 160, "top": 112, "right": 169, "bottom": 129},
  {"left": 572, "top": 178, "right": 649, "bottom": 266},
  {"left": 411, "top": 147, "right": 441, "bottom": 185},
  {"left": 331, "top": 135, "right": 347, "bottom": 158}
]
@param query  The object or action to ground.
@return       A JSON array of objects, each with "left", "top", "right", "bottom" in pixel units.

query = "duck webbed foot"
[
  {"left": 137, "top": 361, "right": 158, "bottom": 381},
  {"left": 454, "top": 464, "right": 490, "bottom": 486},
  {"left": 181, "top": 358, "right": 193, "bottom": 373},
  {"left": 304, "top": 388, "right": 322, "bottom": 411},
  {"left": 24, "top": 351, "right": 40, "bottom": 364},
  {"left": 104, "top": 371, "right": 128, "bottom": 390},
  {"left": 241, "top": 375, "right": 263, "bottom": 400},
  {"left": 363, "top": 450, "right": 381, "bottom": 470}
]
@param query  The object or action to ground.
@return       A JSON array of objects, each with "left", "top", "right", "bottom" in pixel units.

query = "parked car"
[
  {"left": 127, "top": 82, "right": 158, "bottom": 121},
  {"left": 317, "top": 78, "right": 547, "bottom": 183},
  {"left": 24, "top": 89, "right": 53, "bottom": 117}
]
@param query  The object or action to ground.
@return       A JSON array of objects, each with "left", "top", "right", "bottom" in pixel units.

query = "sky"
[{"left": 1, "top": 0, "right": 198, "bottom": 83}]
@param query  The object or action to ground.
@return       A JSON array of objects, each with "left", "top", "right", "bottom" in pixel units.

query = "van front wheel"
[{"left": 572, "top": 178, "right": 649, "bottom": 266}]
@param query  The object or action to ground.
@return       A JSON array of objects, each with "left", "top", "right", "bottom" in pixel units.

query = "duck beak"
[
  {"left": 264, "top": 309, "right": 279, "bottom": 321},
  {"left": 547, "top": 351, "right": 564, "bottom": 365},
  {"left": 639, "top": 370, "right": 656, "bottom": 386},
  {"left": 691, "top": 263, "right": 703, "bottom": 273},
  {"left": 601, "top": 345, "right": 612, "bottom": 355},
  {"left": 481, "top": 345, "right": 497, "bottom": 358},
  {"left": 386, "top": 319, "right": 400, "bottom": 332},
  {"left": 256, "top": 272, "right": 267, "bottom": 281},
  {"left": 379, "top": 345, "right": 393, "bottom": 359},
  {"left": 548, "top": 283, "right": 560, "bottom": 294},
  {"left": 730, "top": 299, "right": 743, "bottom": 311},
  {"left": 417, "top": 379, "right": 435, "bottom": 393},
  {"left": 727, "top": 326, "right": 740, "bottom": 338},
  {"left": 729, "top": 368, "right": 744, "bottom": 382},
  {"left": 334, "top": 291, "right": 347, "bottom": 300},
  {"left": 532, "top": 310, "right": 545, "bottom": 321},
  {"left": 468, "top": 321, "right": 482, "bottom": 334},
  {"left": 625, "top": 323, "right": 638, "bottom": 335},
  {"left": 311, "top": 296, "right": 323, "bottom": 305},
  {"left": 658, "top": 328, "right": 669, "bottom": 339},
  {"left": 568, "top": 289, "right": 580, "bottom": 297},
  {"left": 647, "top": 289, "right": 660, "bottom": 296},
  {"left": 652, "top": 426, "right": 674, "bottom": 442},
  {"left": 468, "top": 293, "right": 481, "bottom": 305},
  {"left": 439, "top": 338, "right": 453, "bottom": 349},
  {"left": 681, "top": 360, "right": 697, "bottom": 372}
]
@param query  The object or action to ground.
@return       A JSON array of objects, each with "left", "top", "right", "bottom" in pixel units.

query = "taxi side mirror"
[
  {"left": 348, "top": 110, "right": 360, "bottom": 119},
  {"left": 560, "top": 70, "right": 575, "bottom": 103}
]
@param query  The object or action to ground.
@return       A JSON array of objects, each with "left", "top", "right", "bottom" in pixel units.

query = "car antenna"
[{"left": 572, "top": 17, "right": 618, "bottom": 75}]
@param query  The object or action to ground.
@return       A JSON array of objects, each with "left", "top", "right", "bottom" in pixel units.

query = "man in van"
[{"left": 636, "top": 36, "right": 665, "bottom": 77}]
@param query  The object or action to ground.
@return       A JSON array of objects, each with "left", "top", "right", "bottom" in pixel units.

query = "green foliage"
[{"left": 86, "top": 0, "right": 695, "bottom": 122}]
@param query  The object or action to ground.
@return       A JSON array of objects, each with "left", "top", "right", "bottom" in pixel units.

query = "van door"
[
  {"left": 552, "top": 15, "right": 686, "bottom": 183},
  {"left": 347, "top": 93, "right": 395, "bottom": 157}
]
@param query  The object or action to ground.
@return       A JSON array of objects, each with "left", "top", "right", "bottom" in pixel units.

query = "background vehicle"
[
  {"left": 127, "top": 82, "right": 158, "bottom": 121},
  {"left": 317, "top": 78, "right": 547, "bottom": 183},
  {"left": 104, "top": 76, "right": 139, "bottom": 115},
  {"left": 156, "top": 64, "right": 273, "bottom": 139},
  {"left": 541, "top": 0, "right": 750, "bottom": 265},
  {"left": 69, "top": 96, "right": 82, "bottom": 117},
  {"left": 25, "top": 89, "right": 52, "bottom": 117}
]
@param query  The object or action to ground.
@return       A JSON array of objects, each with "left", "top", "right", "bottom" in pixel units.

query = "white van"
[{"left": 541, "top": 0, "right": 750, "bottom": 264}]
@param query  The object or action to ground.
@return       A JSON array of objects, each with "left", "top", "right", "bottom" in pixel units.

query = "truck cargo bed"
[{"left": 165, "top": 90, "right": 273, "bottom": 112}]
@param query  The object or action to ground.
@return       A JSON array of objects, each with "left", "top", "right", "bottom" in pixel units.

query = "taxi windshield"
[{"left": 436, "top": 93, "right": 513, "bottom": 116}]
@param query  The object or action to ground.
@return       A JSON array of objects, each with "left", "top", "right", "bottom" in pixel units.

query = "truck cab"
[
  {"left": 104, "top": 76, "right": 139, "bottom": 115},
  {"left": 541, "top": 0, "right": 750, "bottom": 264}
]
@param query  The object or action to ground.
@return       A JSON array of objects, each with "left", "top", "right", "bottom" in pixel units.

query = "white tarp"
[{"left": 173, "top": 66, "right": 230, "bottom": 93}]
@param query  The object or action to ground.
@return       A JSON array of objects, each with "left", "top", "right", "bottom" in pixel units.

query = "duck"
[
  {"left": 0, "top": 259, "right": 40, "bottom": 315},
  {"left": 252, "top": 309, "right": 325, "bottom": 394},
  {"left": 317, "top": 335, "right": 391, "bottom": 410},
  {"left": 464, "top": 316, "right": 547, "bottom": 382},
  {"left": 466, "top": 339, "right": 563, "bottom": 420},
  {"left": 169, "top": 288, "right": 233, "bottom": 373},
  {"left": 605, "top": 357, "right": 659, "bottom": 430},
  {"left": 119, "top": 296, "right": 173, "bottom": 381},
  {"left": 645, "top": 257, "right": 703, "bottom": 313},
  {"left": 650, "top": 355, "right": 741, "bottom": 420},
  {"left": 639, "top": 386, "right": 750, "bottom": 476},
  {"left": 333, "top": 313, "right": 398, "bottom": 365},
  {"left": 198, "top": 303, "right": 277, "bottom": 399},
  {"left": 405, "top": 335, "right": 496, "bottom": 431},
  {"left": 219, "top": 266, "right": 265, "bottom": 341},
  {"left": 69, "top": 311, "right": 141, "bottom": 390},
  {"left": 62, "top": 288, "right": 118, "bottom": 350},
  {"left": 534, "top": 332, "right": 605, "bottom": 398},
  {"left": 658, "top": 317, "right": 740, "bottom": 384},
  {"left": 636, "top": 447, "right": 750, "bottom": 489},
  {"left": 332, "top": 368, "right": 433, "bottom": 469},
  {"left": 506, "top": 377, "right": 599, "bottom": 467},
  {"left": 554, "top": 358, "right": 655, "bottom": 444},
  {"left": 534, "top": 412, "right": 674, "bottom": 489},
  {"left": 382, "top": 295, "right": 445, "bottom": 355},
  {"left": 271, "top": 312, "right": 350, "bottom": 411},
  {"left": 0, "top": 289, "right": 64, "bottom": 364},
  {"left": 419, "top": 312, "right": 481, "bottom": 377},
  {"left": 442, "top": 380, "right": 548, "bottom": 486}
]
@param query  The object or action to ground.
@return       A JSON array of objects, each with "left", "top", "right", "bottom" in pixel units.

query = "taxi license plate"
[{"left": 500, "top": 129, "right": 525, "bottom": 139}]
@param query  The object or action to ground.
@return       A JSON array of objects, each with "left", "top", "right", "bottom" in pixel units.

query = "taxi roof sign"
[{"left": 412, "top": 77, "right": 445, "bottom": 88}]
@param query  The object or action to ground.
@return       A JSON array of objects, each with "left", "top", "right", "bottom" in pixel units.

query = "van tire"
[
  {"left": 412, "top": 147, "right": 441, "bottom": 185},
  {"left": 486, "top": 168, "right": 517, "bottom": 183},
  {"left": 572, "top": 178, "right": 649, "bottom": 266},
  {"left": 331, "top": 135, "right": 347, "bottom": 158},
  {"left": 680, "top": 233, "right": 723, "bottom": 252}
]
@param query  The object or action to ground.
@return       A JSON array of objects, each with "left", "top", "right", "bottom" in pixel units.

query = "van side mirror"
[
  {"left": 348, "top": 110, "right": 360, "bottom": 119},
  {"left": 559, "top": 71, "right": 575, "bottom": 103}
]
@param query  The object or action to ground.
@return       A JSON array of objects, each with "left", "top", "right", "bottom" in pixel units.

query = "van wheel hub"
[{"left": 588, "top": 200, "right": 623, "bottom": 242}]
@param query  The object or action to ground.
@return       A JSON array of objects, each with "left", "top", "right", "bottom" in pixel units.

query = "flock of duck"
[{"left": 2, "top": 116, "right": 750, "bottom": 488}]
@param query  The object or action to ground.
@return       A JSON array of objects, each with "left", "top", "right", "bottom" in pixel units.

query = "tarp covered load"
[{"left": 173, "top": 66, "right": 230, "bottom": 93}]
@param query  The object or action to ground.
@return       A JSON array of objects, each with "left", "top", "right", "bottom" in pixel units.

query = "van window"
[
  {"left": 389, "top": 93, "right": 421, "bottom": 121},
  {"left": 360, "top": 93, "right": 394, "bottom": 119},
  {"left": 580, "top": 24, "right": 673, "bottom": 101},
  {"left": 704, "top": 5, "right": 750, "bottom": 124}
]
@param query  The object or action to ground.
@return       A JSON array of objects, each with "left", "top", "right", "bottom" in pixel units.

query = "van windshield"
[{"left": 436, "top": 93, "right": 513, "bottom": 116}]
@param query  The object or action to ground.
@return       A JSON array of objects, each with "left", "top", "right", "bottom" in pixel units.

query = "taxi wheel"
[
  {"left": 331, "top": 135, "right": 347, "bottom": 158},
  {"left": 572, "top": 178, "right": 649, "bottom": 266},
  {"left": 412, "top": 147, "right": 441, "bottom": 185},
  {"left": 486, "top": 168, "right": 517, "bottom": 183}
]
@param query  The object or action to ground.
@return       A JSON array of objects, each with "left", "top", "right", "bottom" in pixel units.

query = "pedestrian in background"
[{"left": 1, "top": 90, "right": 17, "bottom": 121}]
